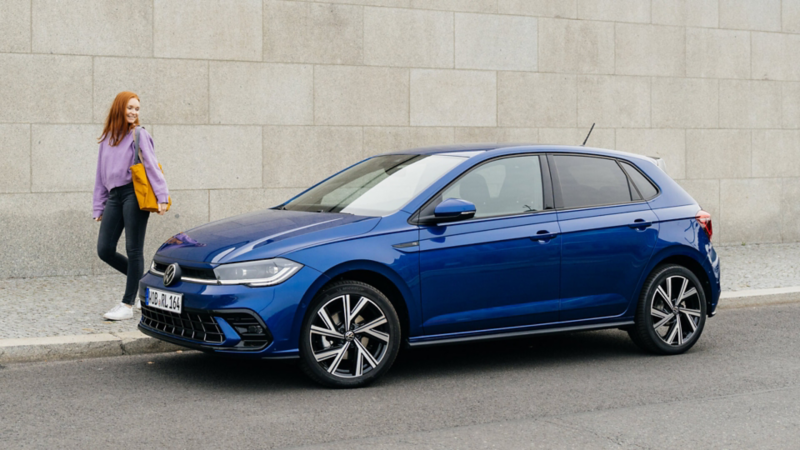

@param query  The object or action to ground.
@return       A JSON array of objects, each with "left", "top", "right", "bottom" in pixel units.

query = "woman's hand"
[
  {"left": 94, "top": 215, "right": 102, "bottom": 222},
  {"left": 157, "top": 203, "right": 168, "bottom": 215}
]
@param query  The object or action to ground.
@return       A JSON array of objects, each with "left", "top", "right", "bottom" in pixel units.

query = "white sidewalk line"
[{"left": 2, "top": 287, "right": 799, "bottom": 364}]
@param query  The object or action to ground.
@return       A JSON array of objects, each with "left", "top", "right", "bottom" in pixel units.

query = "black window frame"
[
  {"left": 619, "top": 160, "right": 660, "bottom": 201},
  {"left": 547, "top": 153, "right": 659, "bottom": 211},
  {"left": 409, "top": 153, "right": 555, "bottom": 225}
]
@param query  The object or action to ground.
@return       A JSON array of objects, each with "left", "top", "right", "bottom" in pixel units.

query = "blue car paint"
[{"left": 139, "top": 144, "right": 720, "bottom": 358}]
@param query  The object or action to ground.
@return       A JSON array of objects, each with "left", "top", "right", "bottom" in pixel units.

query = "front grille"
[
  {"left": 219, "top": 312, "right": 272, "bottom": 349},
  {"left": 140, "top": 305, "right": 224, "bottom": 343},
  {"left": 153, "top": 262, "right": 215, "bottom": 280}
]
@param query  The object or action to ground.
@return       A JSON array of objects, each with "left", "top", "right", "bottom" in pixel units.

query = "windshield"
[{"left": 281, "top": 154, "right": 465, "bottom": 216}]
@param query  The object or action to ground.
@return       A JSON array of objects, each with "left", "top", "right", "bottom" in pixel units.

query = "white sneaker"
[
  {"left": 104, "top": 303, "right": 134, "bottom": 321},
  {"left": 134, "top": 297, "right": 142, "bottom": 311}
]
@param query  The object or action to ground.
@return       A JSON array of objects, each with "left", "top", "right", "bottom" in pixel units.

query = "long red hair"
[{"left": 98, "top": 91, "right": 140, "bottom": 147}]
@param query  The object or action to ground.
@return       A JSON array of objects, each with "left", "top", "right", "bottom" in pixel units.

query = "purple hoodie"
[{"left": 93, "top": 127, "right": 169, "bottom": 218}]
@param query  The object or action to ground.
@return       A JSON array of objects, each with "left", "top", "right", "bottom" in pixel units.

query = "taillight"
[{"left": 696, "top": 210, "right": 712, "bottom": 241}]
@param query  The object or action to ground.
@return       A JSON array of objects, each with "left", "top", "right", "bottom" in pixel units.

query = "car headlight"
[{"left": 213, "top": 258, "right": 303, "bottom": 287}]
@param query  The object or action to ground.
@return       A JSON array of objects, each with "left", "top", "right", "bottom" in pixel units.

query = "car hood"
[{"left": 155, "top": 209, "right": 379, "bottom": 265}]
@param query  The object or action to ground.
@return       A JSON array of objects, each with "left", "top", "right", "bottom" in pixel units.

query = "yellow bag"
[{"left": 131, "top": 127, "right": 171, "bottom": 213}]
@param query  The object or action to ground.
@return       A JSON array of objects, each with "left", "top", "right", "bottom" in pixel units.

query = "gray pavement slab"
[{"left": 1, "top": 304, "right": 799, "bottom": 449}]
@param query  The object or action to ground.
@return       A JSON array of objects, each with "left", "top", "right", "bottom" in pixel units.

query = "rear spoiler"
[{"left": 647, "top": 156, "right": 667, "bottom": 173}]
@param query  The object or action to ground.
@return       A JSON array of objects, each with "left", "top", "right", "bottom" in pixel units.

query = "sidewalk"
[{"left": 2, "top": 243, "right": 799, "bottom": 362}]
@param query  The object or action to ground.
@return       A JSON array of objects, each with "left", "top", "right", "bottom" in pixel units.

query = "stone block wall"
[{"left": 1, "top": 0, "right": 799, "bottom": 278}]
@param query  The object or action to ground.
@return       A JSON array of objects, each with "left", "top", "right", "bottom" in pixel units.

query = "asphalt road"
[{"left": 2, "top": 304, "right": 799, "bottom": 449}]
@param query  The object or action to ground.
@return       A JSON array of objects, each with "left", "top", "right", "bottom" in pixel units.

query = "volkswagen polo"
[{"left": 139, "top": 144, "right": 720, "bottom": 388}]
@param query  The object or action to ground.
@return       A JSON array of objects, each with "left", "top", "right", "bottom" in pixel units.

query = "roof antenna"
[{"left": 581, "top": 123, "right": 595, "bottom": 146}]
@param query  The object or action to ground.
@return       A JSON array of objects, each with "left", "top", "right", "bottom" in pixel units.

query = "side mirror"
[{"left": 419, "top": 198, "right": 476, "bottom": 225}]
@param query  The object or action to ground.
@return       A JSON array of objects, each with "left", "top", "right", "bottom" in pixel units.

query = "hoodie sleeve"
[
  {"left": 92, "top": 145, "right": 109, "bottom": 218},
  {"left": 137, "top": 128, "right": 169, "bottom": 204}
]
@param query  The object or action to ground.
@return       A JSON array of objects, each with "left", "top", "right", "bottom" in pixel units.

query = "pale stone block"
[
  {"left": 652, "top": 0, "right": 719, "bottom": 27},
  {"left": 719, "top": 80, "right": 782, "bottom": 129},
  {"left": 455, "top": 13, "right": 537, "bottom": 71},
  {"left": 720, "top": 179, "right": 781, "bottom": 244},
  {"left": 785, "top": 1, "right": 800, "bottom": 33},
  {"left": 363, "top": 7, "right": 453, "bottom": 68},
  {"left": 780, "top": 178, "right": 800, "bottom": 242},
  {"left": 685, "top": 130, "right": 751, "bottom": 179},
  {"left": 32, "top": 0, "right": 151, "bottom": 56},
  {"left": 154, "top": 0, "right": 262, "bottom": 61},
  {"left": 686, "top": 28, "right": 750, "bottom": 79},
  {"left": 577, "top": 0, "right": 650, "bottom": 23},
  {"left": 577, "top": 75, "right": 650, "bottom": 128},
  {"left": 263, "top": 1, "right": 362, "bottom": 64},
  {"left": 652, "top": 78, "right": 718, "bottom": 128},
  {"left": 410, "top": 69, "right": 496, "bottom": 127},
  {"left": 315, "top": 66, "right": 409, "bottom": 126},
  {"left": 752, "top": 32, "right": 800, "bottom": 81},
  {"left": 539, "top": 128, "right": 615, "bottom": 149},
  {"left": 263, "top": 126, "right": 364, "bottom": 188},
  {"left": 752, "top": 130, "right": 800, "bottom": 178},
  {"left": 0, "top": 54, "right": 92, "bottom": 123},
  {"left": 616, "top": 129, "right": 686, "bottom": 180},
  {"left": 677, "top": 180, "right": 720, "bottom": 240},
  {"left": 0, "top": 193, "right": 96, "bottom": 278},
  {"left": 615, "top": 24, "right": 685, "bottom": 77},
  {"left": 411, "top": 0, "right": 497, "bottom": 13},
  {"left": 783, "top": 83, "right": 800, "bottom": 129},
  {"left": 151, "top": 125, "right": 262, "bottom": 190},
  {"left": 719, "top": 0, "right": 781, "bottom": 32},
  {"left": 210, "top": 62, "right": 313, "bottom": 125},
  {"left": 498, "top": 72, "right": 576, "bottom": 127},
  {"left": 93, "top": 58, "right": 208, "bottom": 125},
  {"left": 291, "top": 0, "right": 410, "bottom": 6},
  {"left": 0, "top": 0, "right": 30, "bottom": 52},
  {"left": 538, "top": 19, "right": 614, "bottom": 74},
  {"left": 209, "top": 188, "right": 303, "bottom": 221},
  {"left": 454, "top": 128, "right": 539, "bottom": 144},
  {"left": 31, "top": 125, "right": 100, "bottom": 193},
  {"left": 497, "top": 0, "right": 577, "bottom": 18},
  {"left": 0, "top": 125, "right": 30, "bottom": 193},
  {"left": 363, "top": 127, "right": 454, "bottom": 155}
]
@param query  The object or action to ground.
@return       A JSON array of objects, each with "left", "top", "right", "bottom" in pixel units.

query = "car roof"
[{"left": 387, "top": 143, "right": 658, "bottom": 165}]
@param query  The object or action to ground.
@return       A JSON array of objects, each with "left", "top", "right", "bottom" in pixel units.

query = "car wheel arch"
[
  {"left": 290, "top": 261, "right": 415, "bottom": 346},
  {"left": 641, "top": 249, "right": 715, "bottom": 316}
]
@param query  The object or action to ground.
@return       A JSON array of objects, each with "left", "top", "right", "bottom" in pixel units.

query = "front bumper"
[{"left": 138, "top": 264, "right": 324, "bottom": 359}]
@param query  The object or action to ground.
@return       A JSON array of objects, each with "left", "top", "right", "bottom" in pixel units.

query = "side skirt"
[{"left": 407, "top": 321, "right": 634, "bottom": 348}]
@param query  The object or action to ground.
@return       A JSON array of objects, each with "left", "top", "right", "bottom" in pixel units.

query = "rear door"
[
  {"left": 549, "top": 154, "right": 659, "bottom": 322},
  {"left": 418, "top": 154, "right": 561, "bottom": 335}
]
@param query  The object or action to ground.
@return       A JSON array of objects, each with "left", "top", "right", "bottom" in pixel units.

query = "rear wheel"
[
  {"left": 299, "top": 280, "right": 401, "bottom": 388},
  {"left": 629, "top": 264, "right": 707, "bottom": 355}
]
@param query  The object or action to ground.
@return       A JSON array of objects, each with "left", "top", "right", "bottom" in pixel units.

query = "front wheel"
[
  {"left": 629, "top": 265, "right": 707, "bottom": 355},
  {"left": 299, "top": 280, "right": 401, "bottom": 388}
]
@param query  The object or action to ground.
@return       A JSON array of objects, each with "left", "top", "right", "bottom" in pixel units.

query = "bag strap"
[{"left": 133, "top": 126, "right": 144, "bottom": 165}]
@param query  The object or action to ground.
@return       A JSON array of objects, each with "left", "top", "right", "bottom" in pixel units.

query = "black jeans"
[{"left": 97, "top": 183, "right": 150, "bottom": 305}]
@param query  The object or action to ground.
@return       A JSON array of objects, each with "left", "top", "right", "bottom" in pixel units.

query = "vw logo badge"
[{"left": 163, "top": 263, "right": 181, "bottom": 287}]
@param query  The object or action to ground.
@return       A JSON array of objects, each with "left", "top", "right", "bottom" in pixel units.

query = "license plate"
[{"left": 146, "top": 288, "right": 183, "bottom": 314}]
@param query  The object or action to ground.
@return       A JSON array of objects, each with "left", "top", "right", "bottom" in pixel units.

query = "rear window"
[
  {"left": 620, "top": 161, "right": 659, "bottom": 200},
  {"left": 552, "top": 155, "right": 631, "bottom": 209}
]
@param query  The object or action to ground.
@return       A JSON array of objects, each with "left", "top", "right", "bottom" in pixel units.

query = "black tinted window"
[
  {"left": 620, "top": 161, "right": 658, "bottom": 200},
  {"left": 553, "top": 155, "right": 631, "bottom": 209}
]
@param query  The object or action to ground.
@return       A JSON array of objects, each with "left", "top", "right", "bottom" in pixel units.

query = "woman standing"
[{"left": 93, "top": 91, "right": 169, "bottom": 321}]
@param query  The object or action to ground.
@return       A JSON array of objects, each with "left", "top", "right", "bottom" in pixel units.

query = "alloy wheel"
[
  {"left": 650, "top": 275, "right": 703, "bottom": 346},
  {"left": 308, "top": 294, "right": 391, "bottom": 378}
]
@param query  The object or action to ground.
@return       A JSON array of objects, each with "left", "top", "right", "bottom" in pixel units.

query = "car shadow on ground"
[{"left": 136, "top": 328, "right": 649, "bottom": 391}]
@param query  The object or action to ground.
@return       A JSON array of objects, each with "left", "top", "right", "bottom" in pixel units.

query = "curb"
[{"left": 2, "top": 287, "right": 799, "bottom": 365}]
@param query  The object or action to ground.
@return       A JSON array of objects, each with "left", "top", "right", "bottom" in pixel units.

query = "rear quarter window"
[{"left": 620, "top": 161, "right": 659, "bottom": 200}]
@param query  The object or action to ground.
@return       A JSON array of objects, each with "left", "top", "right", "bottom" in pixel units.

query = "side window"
[
  {"left": 620, "top": 161, "right": 659, "bottom": 200},
  {"left": 439, "top": 155, "right": 544, "bottom": 218},
  {"left": 552, "top": 155, "right": 631, "bottom": 209}
]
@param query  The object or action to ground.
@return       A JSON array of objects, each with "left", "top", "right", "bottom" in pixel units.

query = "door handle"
[
  {"left": 531, "top": 230, "right": 558, "bottom": 241},
  {"left": 628, "top": 219, "right": 652, "bottom": 229}
]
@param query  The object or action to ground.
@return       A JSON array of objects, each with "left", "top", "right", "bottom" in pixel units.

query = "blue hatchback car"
[{"left": 139, "top": 144, "right": 720, "bottom": 388}]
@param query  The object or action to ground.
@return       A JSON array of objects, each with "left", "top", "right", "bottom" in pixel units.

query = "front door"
[{"left": 418, "top": 155, "right": 561, "bottom": 336}]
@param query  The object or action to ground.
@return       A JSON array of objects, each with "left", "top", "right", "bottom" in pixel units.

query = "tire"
[
  {"left": 299, "top": 280, "right": 401, "bottom": 388},
  {"left": 629, "top": 264, "right": 707, "bottom": 355}
]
